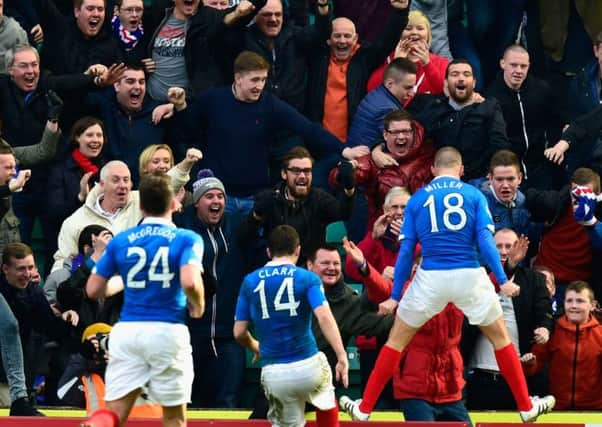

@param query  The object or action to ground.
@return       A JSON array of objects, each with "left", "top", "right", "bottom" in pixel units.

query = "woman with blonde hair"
[
  {"left": 367, "top": 10, "right": 449, "bottom": 95},
  {"left": 138, "top": 144, "right": 203, "bottom": 206}
]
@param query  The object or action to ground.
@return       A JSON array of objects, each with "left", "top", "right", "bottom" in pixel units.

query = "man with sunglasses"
[{"left": 239, "top": 146, "right": 355, "bottom": 266}]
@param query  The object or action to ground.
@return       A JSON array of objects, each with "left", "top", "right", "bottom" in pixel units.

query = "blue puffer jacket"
[
  {"left": 347, "top": 84, "right": 403, "bottom": 147},
  {"left": 476, "top": 177, "right": 530, "bottom": 236}
]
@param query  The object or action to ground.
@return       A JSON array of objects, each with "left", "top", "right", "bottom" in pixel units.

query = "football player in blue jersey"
[
  {"left": 234, "top": 224, "right": 348, "bottom": 427},
  {"left": 82, "top": 173, "right": 205, "bottom": 427},
  {"left": 340, "top": 147, "right": 555, "bottom": 423}
]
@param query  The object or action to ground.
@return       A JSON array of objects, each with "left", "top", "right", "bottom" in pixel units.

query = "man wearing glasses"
[
  {"left": 330, "top": 109, "right": 434, "bottom": 233},
  {"left": 239, "top": 146, "right": 355, "bottom": 266}
]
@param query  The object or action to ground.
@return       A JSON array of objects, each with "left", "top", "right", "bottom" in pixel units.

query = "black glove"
[
  {"left": 253, "top": 191, "right": 274, "bottom": 220},
  {"left": 337, "top": 161, "right": 355, "bottom": 190},
  {"left": 46, "top": 90, "right": 63, "bottom": 122}
]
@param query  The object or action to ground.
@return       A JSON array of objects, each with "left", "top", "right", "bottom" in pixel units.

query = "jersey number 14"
[{"left": 253, "top": 278, "right": 301, "bottom": 319}]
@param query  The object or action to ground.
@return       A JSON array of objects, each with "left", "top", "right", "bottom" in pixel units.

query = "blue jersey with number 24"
[
  {"left": 94, "top": 218, "right": 204, "bottom": 324},
  {"left": 235, "top": 261, "right": 327, "bottom": 366}
]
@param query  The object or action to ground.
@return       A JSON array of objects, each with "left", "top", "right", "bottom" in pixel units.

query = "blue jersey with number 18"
[
  {"left": 93, "top": 218, "right": 204, "bottom": 324},
  {"left": 235, "top": 261, "right": 327, "bottom": 366},
  {"left": 403, "top": 175, "right": 495, "bottom": 270}
]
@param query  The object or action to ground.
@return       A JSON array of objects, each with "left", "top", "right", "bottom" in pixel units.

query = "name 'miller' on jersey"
[
  {"left": 403, "top": 175, "right": 495, "bottom": 270},
  {"left": 235, "top": 261, "right": 328, "bottom": 366},
  {"left": 94, "top": 218, "right": 204, "bottom": 324}
]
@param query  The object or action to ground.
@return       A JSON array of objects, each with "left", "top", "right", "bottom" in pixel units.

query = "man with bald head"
[
  {"left": 485, "top": 44, "right": 564, "bottom": 190},
  {"left": 305, "top": 0, "right": 410, "bottom": 145},
  {"left": 51, "top": 160, "right": 191, "bottom": 272}
]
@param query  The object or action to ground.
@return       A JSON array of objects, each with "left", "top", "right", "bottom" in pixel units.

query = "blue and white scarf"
[{"left": 111, "top": 16, "right": 144, "bottom": 51}]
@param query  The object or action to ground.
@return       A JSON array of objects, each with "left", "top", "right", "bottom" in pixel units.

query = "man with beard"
[
  {"left": 238, "top": 146, "right": 355, "bottom": 266},
  {"left": 168, "top": 51, "right": 343, "bottom": 225},
  {"left": 174, "top": 170, "right": 249, "bottom": 409},
  {"left": 373, "top": 59, "right": 511, "bottom": 182}
]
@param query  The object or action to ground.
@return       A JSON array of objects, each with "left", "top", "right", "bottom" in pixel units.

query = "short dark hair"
[
  {"left": 307, "top": 243, "right": 340, "bottom": 263},
  {"left": 77, "top": 224, "right": 112, "bottom": 254},
  {"left": 268, "top": 225, "right": 300, "bottom": 257},
  {"left": 234, "top": 51, "right": 270, "bottom": 75},
  {"left": 383, "top": 57, "right": 417, "bottom": 82},
  {"left": 566, "top": 280, "right": 595, "bottom": 302},
  {"left": 74, "top": 0, "right": 106, "bottom": 9},
  {"left": 70, "top": 116, "right": 106, "bottom": 148},
  {"left": 383, "top": 109, "right": 413, "bottom": 131},
  {"left": 281, "top": 146, "right": 314, "bottom": 169},
  {"left": 595, "top": 31, "right": 602, "bottom": 46},
  {"left": 434, "top": 146, "right": 462, "bottom": 168},
  {"left": 571, "top": 167, "right": 601, "bottom": 194},
  {"left": 139, "top": 173, "right": 173, "bottom": 216},
  {"left": 0, "top": 139, "right": 15, "bottom": 156},
  {"left": 445, "top": 58, "right": 474, "bottom": 78},
  {"left": 2, "top": 243, "right": 33, "bottom": 266},
  {"left": 489, "top": 150, "right": 521, "bottom": 174}
]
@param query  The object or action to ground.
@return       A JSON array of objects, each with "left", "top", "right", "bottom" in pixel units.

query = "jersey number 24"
[{"left": 126, "top": 246, "right": 174, "bottom": 289}]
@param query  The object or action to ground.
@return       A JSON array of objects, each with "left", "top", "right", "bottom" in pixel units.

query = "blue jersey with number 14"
[
  {"left": 94, "top": 218, "right": 204, "bottom": 324},
  {"left": 235, "top": 261, "right": 327, "bottom": 366}
]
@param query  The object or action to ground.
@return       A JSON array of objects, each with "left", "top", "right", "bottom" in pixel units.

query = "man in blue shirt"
[
  {"left": 234, "top": 225, "right": 348, "bottom": 427},
  {"left": 340, "top": 147, "right": 555, "bottom": 423},
  {"left": 82, "top": 173, "right": 205, "bottom": 427}
]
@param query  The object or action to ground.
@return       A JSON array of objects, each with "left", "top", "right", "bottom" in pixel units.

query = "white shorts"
[
  {"left": 261, "top": 352, "right": 335, "bottom": 427},
  {"left": 398, "top": 267, "right": 502, "bottom": 328},
  {"left": 104, "top": 322, "right": 193, "bottom": 407}
]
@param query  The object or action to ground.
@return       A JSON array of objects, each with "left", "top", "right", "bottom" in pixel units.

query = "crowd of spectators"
[{"left": 0, "top": 0, "right": 601, "bottom": 419}]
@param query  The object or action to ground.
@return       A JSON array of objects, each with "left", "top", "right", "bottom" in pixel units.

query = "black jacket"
[
  {"left": 238, "top": 182, "right": 354, "bottom": 264},
  {"left": 304, "top": 7, "right": 408, "bottom": 125},
  {"left": 0, "top": 73, "right": 96, "bottom": 193},
  {"left": 407, "top": 94, "right": 511, "bottom": 181},
  {"left": 485, "top": 73, "right": 563, "bottom": 178},
  {"left": 311, "top": 279, "right": 392, "bottom": 379},
  {"left": 242, "top": 10, "right": 331, "bottom": 112},
  {"left": 147, "top": 1, "right": 266, "bottom": 98}
]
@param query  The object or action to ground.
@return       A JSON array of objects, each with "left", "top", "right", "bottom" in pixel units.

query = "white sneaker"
[
  {"left": 339, "top": 396, "right": 370, "bottom": 421},
  {"left": 520, "top": 395, "right": 555, "bottom": 422}
]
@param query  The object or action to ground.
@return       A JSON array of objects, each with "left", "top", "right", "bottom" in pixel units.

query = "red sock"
[
  {"left": 84, "top": 409, "right": 119, "bottom": 427},
  {"left": 316, "top": 401, "right": 339, "bottom": 427},
  {"left": 495, "top": 343, "right": 532, "bottom": 411},
  {"left": 359, "top": 345, "right": 402, "bottom": 414}
]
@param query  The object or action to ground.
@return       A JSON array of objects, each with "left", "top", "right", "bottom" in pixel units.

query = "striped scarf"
[{"left": 111, "top": 16, "right": 144, "bottom": 51}]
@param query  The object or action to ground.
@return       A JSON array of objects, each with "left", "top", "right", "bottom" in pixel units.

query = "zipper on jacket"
[
  {"left": 570, "top": 324, "right": 580, "bottom": 409},
  {"left": 516, "top": 92, "right": 529, "bottom": 180}
]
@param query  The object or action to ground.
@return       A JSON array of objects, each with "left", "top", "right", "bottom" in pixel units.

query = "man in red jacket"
[{"left": 342, "top": 238, "right": 471, "bottom": 424}]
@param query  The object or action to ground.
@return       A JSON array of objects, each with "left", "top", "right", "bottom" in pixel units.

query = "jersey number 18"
[{"left": 423, "top": 193, "right": 467, "bottom": 232}]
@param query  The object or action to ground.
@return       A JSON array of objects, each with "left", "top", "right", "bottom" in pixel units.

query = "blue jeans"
[
  {"left": 190, "top": 337, "right": 246, "bottom": 408},
  {"left": 0, "top": 293, "right": 27, "bottom": 401},
  {"left": 400, "top": 399, "right": 473, "bottom": 426}
]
